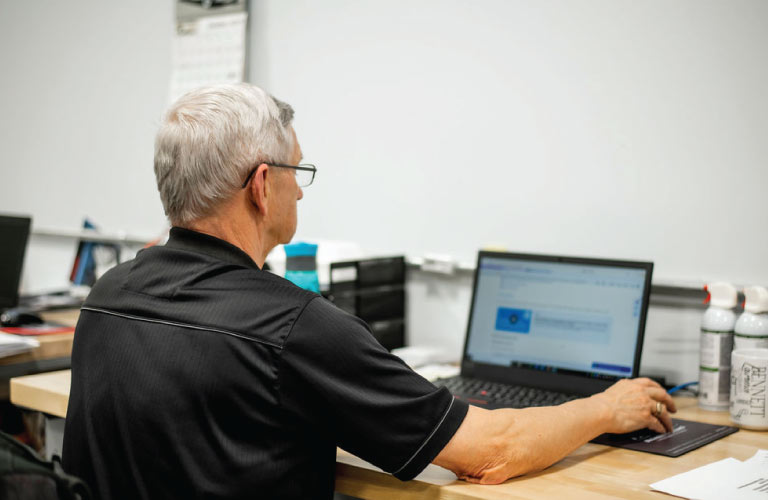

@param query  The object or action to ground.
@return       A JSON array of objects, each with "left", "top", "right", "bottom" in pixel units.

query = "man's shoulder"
[
  {"left": 299, "top": 295, "right": 358, "bottom": 323},
  {"left": 87, "top": 258, "right": 133, "bottom": 296},
  {"left": 287, "top": 295, "right": 373, "bottom": 348},
  {"left": 89, "top": 245, "right": 315, "bottom": 300},
  {"left": 82, "top": 246, "right": 321, "bottom": 343}
]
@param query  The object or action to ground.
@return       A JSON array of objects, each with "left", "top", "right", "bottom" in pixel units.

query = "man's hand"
[{"left": 590, "top": 377, "right": 677, "bottom": 434}]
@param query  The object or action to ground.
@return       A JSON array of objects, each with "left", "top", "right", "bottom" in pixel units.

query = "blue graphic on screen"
[
  {"left": 466, "top": 257, "right": 647, "bottom": 378},
  {"left": 495, "top": 308, "right": 532, "bottom": 333},
  {"left": 591, "top": 362, "right": 631, "bottom": 374}
]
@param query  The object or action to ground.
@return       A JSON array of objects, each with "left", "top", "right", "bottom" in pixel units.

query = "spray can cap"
[
  {"left": 743, "top": 286, "right": 768, "bottom": 313},
  {"left": 704, "top": 282, "right": 737, "bottom": 309}
]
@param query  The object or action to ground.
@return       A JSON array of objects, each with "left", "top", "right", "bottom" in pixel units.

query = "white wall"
[
  {"left": 0, "top": 0, "right": 171, "bottom": 238},
  {"left": 3, "top": 1, "right": 767, "bottom": 290},
  {"left": 251, "top": 0, "right": 768, "bottom": 286}
]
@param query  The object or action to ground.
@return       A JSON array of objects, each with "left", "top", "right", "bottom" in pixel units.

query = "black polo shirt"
[{"left": 62, "top": 227, "right": 468, "bottom": 500}]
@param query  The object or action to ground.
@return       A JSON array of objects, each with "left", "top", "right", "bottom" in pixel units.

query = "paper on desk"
[
  {"left": 414, "top": 363, "right": 461, "bottom": 382},
  {"left": 650, "top": 450, "right": 768, "bottom": 499},
  {"left": 336, "top": 452, "right": 457, "bottom": 486},
  {"left": 746, "top": 449, "right": 768, "bottom": 466},
  {"left": 0, "top": 332, "right": 39, "bottom": 358}
]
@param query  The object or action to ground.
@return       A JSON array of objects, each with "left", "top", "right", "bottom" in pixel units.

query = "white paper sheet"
[
  {"left": 336, "top": 451, "right": 458, "bottom": 486},
  {"left": 0, "top": 332, "right": 39, "bottom": 358},
  {"left": 746, "top": 449, "right": 768, "bottom": 467},
  {"left": 169, "top": 12, "right": 247, "bottom": 103},
  {"left": 650, "top": 450, "right": 768, "bottom": 499}
]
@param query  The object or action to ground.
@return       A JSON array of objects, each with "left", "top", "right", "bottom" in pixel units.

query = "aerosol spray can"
[
  {"left": 699, "top": 282, "right": 737, "bottom": 411},
  {"left": 734, "top": 286, "right": 768, "bottom": 350}
]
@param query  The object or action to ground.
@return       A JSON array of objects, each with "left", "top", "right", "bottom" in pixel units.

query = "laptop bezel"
[{"left": 459, "top": 250, "right": 653, "bottom": 396}]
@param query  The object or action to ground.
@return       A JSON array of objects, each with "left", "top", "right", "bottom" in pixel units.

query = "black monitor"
[{"left": 0, "top": 215, "right": 32, "bottom": 310}]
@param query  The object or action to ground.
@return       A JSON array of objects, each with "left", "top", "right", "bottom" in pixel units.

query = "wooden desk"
[
  {"left": 0, "top": 309, "right": 78, "bottom": 396},
  {"left": 10, "top": 369, "right": 70, "bottom": 419},
  {"left": 335, "top": 397, "right": 765, "bottom": 499},
  {"left": 10, "top": 371, "right": 766, "bottom": 499}
]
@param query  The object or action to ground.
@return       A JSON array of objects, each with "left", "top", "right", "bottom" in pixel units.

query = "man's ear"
[{"left": 247, "top": 164, "right": 270, "bottom": 215}]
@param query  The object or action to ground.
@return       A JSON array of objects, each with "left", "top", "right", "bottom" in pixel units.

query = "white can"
[
  {"left": 699, "top": 366, "right": 731, "bottom": 411},
  {"left": 699, "top": 285, "right": 737, "bottom": 411},
  {"left": 730, "top": 348, "right": 768, "bottom": 430},
  {"left": 734, "top": 286, "right": 768, "bottom": 350}
]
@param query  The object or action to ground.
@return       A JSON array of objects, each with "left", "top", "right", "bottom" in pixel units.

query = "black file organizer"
[{"left": 326, "top": 256, "right": 406, "bottom": 351}]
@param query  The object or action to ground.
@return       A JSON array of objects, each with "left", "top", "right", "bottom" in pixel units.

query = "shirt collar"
[{"left": 165, "top": 227, "right": 261, "bottom": 271}]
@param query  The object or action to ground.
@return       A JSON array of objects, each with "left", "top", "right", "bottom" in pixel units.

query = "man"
[{"left": 62, "top": 83, "right": 675, "bottom": 499}]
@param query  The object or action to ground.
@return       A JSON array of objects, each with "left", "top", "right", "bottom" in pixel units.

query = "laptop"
[
  {"left": 0, "top": 215, "right": 32, "bottom": 311},
  {"left": 435, "top": 250, "right": 653, "bottom": 409}
]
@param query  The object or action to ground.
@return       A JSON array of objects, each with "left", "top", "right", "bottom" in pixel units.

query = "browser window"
[{"left": 466, "top": 257, "right": 647, "bottom": 377}]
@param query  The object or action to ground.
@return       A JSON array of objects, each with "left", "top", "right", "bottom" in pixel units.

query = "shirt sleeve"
[{"left": 278, "top": 296, "right": 468, "bottom": 480}]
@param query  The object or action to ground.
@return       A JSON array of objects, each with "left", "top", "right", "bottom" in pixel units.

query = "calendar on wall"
[{"left": 169, "top": 0, "right": 248, "bottom": 104}]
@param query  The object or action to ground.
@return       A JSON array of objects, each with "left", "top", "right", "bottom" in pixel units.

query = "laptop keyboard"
[{"left": 434, "top": 376, "right": 580, "bottom": 409}]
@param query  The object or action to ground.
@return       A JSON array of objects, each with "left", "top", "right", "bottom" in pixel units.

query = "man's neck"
[{"left": 183, "top": 202, "right": 274, "bottom": 268}]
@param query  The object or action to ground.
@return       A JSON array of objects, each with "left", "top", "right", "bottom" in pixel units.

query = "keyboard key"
[{"left": 435, "top": 376, "right": 578, "bottom": 409}]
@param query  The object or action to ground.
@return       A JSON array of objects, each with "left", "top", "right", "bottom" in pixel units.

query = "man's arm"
[{"left": 433, "top": 378, "right": 677, "bottom": 484}]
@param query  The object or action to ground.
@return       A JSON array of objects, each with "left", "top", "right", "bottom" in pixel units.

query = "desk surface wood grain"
[{"left": 10, "top": 369, "right": 765, "bottom": 500}]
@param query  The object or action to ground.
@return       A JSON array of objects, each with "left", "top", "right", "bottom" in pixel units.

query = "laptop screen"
[
  {"left": 0, "top": 215, "right": 32, "bottom": 310},
  {"left": 465, "top": 252, "right": 652, "bottom": 381}
]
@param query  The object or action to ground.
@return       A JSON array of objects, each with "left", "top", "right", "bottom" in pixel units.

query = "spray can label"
[
  {"left": 700, "top": 329, "right": 733, "bottom": 367},
  {"left": 734, "top": 334, "right": 768, "bottom": 350},
  {"left": 699, "top": 328, "right": 733, "bottom": 410},
  {"left": 699, "top": 366, "right": 731, "bottom": 409}
]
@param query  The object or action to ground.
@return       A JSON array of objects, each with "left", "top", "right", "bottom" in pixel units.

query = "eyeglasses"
[{"left": 241, "top": 163, "right": 317, "bottom": 189}]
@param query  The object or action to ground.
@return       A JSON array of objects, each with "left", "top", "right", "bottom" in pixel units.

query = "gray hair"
[{"left": 154, "top": 83, "right": 295, "bottom": 225}]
